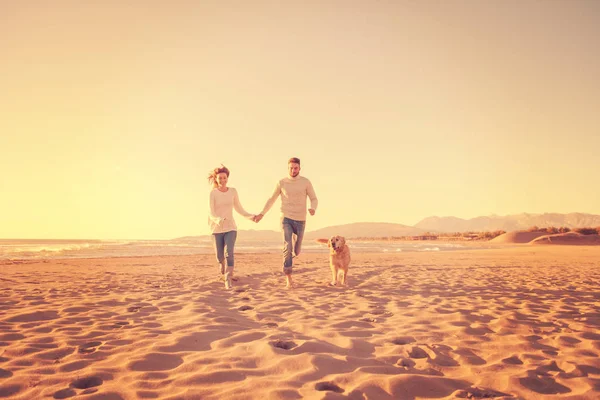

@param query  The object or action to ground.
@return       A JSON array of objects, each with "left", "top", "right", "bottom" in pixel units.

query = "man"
[{"left": 254, "top": 157, "right": 318, "bottom": 288}]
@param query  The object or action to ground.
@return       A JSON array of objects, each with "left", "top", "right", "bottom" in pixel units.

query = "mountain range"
[
  {"left": 176, "top": 213, "right": 600, "bottom": 241},
  {"left": 415, "top": 212, "right": 600, "bottom": 233}
]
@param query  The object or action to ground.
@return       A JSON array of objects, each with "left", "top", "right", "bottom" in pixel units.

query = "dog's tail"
[{"left": 315, "top": 238, "right": 328, "bottom": 244}]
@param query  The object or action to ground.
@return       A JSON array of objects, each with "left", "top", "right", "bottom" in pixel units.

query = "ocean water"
[{"left": 0, "top": 238, "right": 471, "bottom": 260}]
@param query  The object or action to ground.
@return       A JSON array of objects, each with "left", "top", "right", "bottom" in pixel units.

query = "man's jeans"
[
  {"left": 282, "top": 217, "right": 305, "bottom": 274},
  {"left": 212, "top": 230, "right": 237, "bottom": 268}
]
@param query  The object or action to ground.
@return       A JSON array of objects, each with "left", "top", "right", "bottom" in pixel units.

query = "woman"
[{"left": 208, "top": 165, "right": 255, "bottom": 289}]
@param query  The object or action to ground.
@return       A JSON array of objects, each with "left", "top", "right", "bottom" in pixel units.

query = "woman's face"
[{"left": 216, "top": 172, "right": 228, "bottom": 187}]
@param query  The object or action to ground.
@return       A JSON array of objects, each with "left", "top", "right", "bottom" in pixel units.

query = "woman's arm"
[
  {"left": 233, "top": 188, "right": 254, "bottom": 220},
  {"left": 208, "top": 190, "right": 224, "bottom": 224}
]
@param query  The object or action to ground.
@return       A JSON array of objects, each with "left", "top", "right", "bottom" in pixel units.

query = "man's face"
[{"left": 288, "top": 163, "right": 300, "bottom": 178}]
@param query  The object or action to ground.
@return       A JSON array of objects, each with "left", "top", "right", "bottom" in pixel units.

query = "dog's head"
[{"left": 328, "top": 235, "right": 346, "bottom": 253}]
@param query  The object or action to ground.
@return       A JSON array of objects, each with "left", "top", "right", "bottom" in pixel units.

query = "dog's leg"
[
  {"left": 330, "top": 265, "right": 338, "bottom": 286},
  {"left": 340, "top": 269, "right": 347, "bottom": 286}
]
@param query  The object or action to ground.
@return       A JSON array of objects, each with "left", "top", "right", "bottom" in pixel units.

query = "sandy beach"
[{"left": 1, "top": 246, "right": 599, "bottom": 399}]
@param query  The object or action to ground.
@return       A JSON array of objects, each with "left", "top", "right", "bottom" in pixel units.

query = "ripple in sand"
[
  {"left": 136, "top": 390, "right": 160, "bottom": 399},
  {"left": 0, "top": 384, "right": 23, "bottom": 397},
  {"left": 315, "top": 381, "right": 344, "bottom": 393},
  {"left": 238, "top": 305, "right": 253, "bottom": 311},
  {"left": 129, "top": 353, "right": 184, "bottom": 371},
  {"left": 0, "top": 368, "right": 13, "bottom": 378},
  {"left": 0, "top": 333, "right": 25, "bottom": 341},
  {"left": 7, "top": 310, "right": 59, "bottom": 322},
  {"left": 84, "top": 392, "right": 124, "bottom": 400},
  {"left": 59, "top": 360, "right": 91, "bottom": 373},
  {"left": 53, "top": 388, "right": 76, "bottom": 399}
]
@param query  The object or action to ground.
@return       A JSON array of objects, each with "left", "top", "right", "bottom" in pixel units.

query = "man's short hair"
[{"left": 288, "top": 157, "right": 301, "bottom": 165}]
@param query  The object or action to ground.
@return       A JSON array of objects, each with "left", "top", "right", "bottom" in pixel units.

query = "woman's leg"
[
  {"left": 224, "top": 230, "right": 237, "bottom": 268},
  {"left": 223, "top": 231, "right": 237, "bottom": 289},
  {"left": 212, "top": 233, "right": 226, "bottom": 274}
]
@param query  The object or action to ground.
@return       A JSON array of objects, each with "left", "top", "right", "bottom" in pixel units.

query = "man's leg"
[
  {"left": 281, "top": 218, "right": 294, "bottom": 287},
  {"left": 212, "top": 233, "right": 226, "bottom": 275},
  {"left": 293, "top": 219, "right": 306, "bottom": 259}
]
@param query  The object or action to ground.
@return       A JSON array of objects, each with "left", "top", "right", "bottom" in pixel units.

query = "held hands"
[
  {"left": 309, "top": 209, "right": 315, "bottom": 216},
  {"left": 253, "top": 214, "right": 264, "bottom": 223}
]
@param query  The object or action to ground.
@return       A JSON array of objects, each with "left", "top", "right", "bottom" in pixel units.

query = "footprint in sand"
[
  {"left": 408, "top": 346, "right": 429, "bottom": 359},
  {"left": 238, "top": 305, "right": 253, "bottom": 311},
  {"left": 502, "top": 355, "right": 523, "bottom": 365},
  {"left": 455, "top": 387, "right": 512, "bottom": 398},
  {"left": 127, "top": 306, "right": 142, "bottom": 313},
  {"left": 78, "top": 341, "right": 102, "bottom": 354},
  {"left": 397, "top": 358, "right": 416, "bottom": 368},
  {"left": 392, "top": 336, "right": 416, "bottom": 345},
  {"left": 360, "top": 317, "right": 376, "bottom": 323},
  {"left": 370, "top": 309, "right": 393, "bottom": 317},
  {"left": 70, "top": 376, "right": 103, "bottom": 389},
  {"left": 264, "top": 322, "right": 278, "bottom": 328},
  {"left": 272, "top": 340, "right": 297, "bottom": 350},
  {"left": 315, "top": 381, "right": 344, "bottom": 393}
]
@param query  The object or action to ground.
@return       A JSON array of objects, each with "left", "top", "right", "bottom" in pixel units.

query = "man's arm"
[
  {"left": 307, "top": 180, "right": 318, "bottom": 216},
  {"left": 256, "top": 181, "right": 281, "bottom": 222}
]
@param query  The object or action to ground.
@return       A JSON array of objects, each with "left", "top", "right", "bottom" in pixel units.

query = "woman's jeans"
[
  {"left": 282, "top": 217, "right": 305, "bottom": 274},
  {"left": 212, "top": 230, "right": 237, "bottom": 268}
]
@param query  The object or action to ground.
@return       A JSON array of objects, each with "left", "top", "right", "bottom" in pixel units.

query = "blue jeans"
[
  {"left": 212, "top": 230, "right": 237, "bottom": 268},
  {"left": 282, "top": 217, "right": 305, "bottom": 274}
]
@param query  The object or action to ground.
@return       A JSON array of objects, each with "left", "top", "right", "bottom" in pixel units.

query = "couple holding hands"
[{"left": 208, "top": 157, "right": 318, "bottom": 289}]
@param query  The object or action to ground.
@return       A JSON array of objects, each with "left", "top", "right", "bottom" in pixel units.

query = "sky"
[{"left": 1, "top": 0, "right": 599, "bottom": 240}]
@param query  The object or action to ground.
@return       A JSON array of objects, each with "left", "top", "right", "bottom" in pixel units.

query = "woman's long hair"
[{"left": 208, "top": 165, "right": 230, "bottom": 188}]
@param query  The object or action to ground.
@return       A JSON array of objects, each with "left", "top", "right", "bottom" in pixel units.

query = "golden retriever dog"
[{"left": 316, "top": 236, "right": 351, "bottom": 286}]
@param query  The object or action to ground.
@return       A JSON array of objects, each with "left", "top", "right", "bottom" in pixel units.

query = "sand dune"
[
  {"left": 1, "top": 247, "right": 600, "bottom": 399},
  {"left": 492, "top": 231, "right": 600, "bottom": 246},
  {"left": 531, "top": 233, "right": 600, "bottom": 246},
  {"left": 489, "top": 231, "right": 549, "bottom": 244}
]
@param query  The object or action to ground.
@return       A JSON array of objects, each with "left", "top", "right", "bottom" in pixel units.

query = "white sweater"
[
  {"left": 260, "top": 176, "right": 318, "bottom": 221},
  {"left": 208, "top": 187, "right": 254, "bottom": 234}
]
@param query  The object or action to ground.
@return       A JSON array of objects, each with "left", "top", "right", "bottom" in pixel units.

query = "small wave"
[{"left": 420, "top": 247, "right": 440, "bottom": 252}]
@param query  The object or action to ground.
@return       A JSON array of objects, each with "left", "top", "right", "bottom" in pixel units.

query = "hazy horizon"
[
  {"left": 2, "top": 1, "right": 599, "bottom": 239},
  {"left": 1, "top": 210, "right": 598, "bottom": 241}
]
